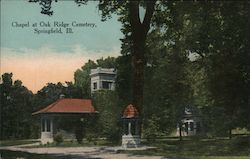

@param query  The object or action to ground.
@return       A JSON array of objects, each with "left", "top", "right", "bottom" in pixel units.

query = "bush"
[
  {"left": 54, "top": 133, "right": 63, "bottom": 145},
  {"left": 143, "top": 115, "right": 160, "bottom": 143},
  {"left": 231, "top": 136, "right": 250, "bottom": 150},
  {"left": 86, "top": 133, "right": 98, "bottom": 144},
  {"left": 75, "top": 122, "right": 85, "bottom": 144}
]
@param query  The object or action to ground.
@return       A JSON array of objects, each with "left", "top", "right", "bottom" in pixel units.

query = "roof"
[
  {"left": 90, "top": 67, "right": 116, "bottom": 77},
  {"left": 32, "top": 99, "right": 97, "bottom": 115},
  {"left": 123, "top": 104, "right": 139, "bottom": 118},
  {"left": 182, "top": 105, "right": 201, "bottom": 118}
]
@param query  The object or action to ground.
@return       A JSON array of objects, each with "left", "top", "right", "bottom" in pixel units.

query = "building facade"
[{"left": 90, "top": 67, "right": 116, "bottom": 93}]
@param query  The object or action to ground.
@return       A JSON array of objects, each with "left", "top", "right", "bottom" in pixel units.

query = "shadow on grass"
[{"left": 123, "top": 136, "right": 250, "bottom": 159}]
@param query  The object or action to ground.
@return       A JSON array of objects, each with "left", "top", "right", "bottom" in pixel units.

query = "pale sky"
[{"left": 0, "top": 0, "right": 123, "bottom": 93}]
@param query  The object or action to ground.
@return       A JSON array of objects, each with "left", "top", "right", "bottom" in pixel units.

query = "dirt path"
[{"left": 0, "top": 143, "right": 165, "bottom": 159}]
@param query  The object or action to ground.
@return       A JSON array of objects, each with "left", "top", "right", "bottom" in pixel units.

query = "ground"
[
  {"left": 0, "top": 142, "right": 162, "bottom": 159},
  {"left": 1, "top": 136, "right": 250, "bottom": 159}
]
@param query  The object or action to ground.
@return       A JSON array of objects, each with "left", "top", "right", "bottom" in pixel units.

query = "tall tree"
[
  {"left": 29, "top": 0, "right": 157, "bottom": 117},
  {"left": 0, "top": 73, "right": 34, "bottom": 139},
  {"left": 74, "top": 60, "right": 97, "bottom": 98},
  {"left": 181, "top": 1, "right": 250, "bottom": 137}
]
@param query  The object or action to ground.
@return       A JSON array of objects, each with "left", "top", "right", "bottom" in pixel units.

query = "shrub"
[
  {"left": 231, "top": 136, "right": 250, "bottom": 150},
  {"left": 75, "top": 124, "right": 85, "bottom": 144},
  {"left": 143, "top": 115, "right": 160, "bottom": 143},
  {"left": 54, "top": 133, "right": 63, "bottom": 145}
]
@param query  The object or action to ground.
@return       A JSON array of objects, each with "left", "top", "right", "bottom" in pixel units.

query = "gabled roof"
[
  {"left": 32, "top": 99, "right": 97, "bottom": 115},
  {"left": 123, "top": 104, "right": 139, "bottom": 118}
]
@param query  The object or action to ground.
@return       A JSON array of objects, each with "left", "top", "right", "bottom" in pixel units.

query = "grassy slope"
[{"left": 124, "top": 137, "right": 250, "bottom": 159}]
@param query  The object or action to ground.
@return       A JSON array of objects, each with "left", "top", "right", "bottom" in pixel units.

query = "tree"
[
  {"left": 92, "top": 90, "right": 121, "bottom": 143},
  {"left": 0, "top": 73, "right": 34, "bottom": 139},
  {"left": 178, "top": 1, "right": 250, "bottom": 137},
  {"left": 29, "top": 0, "right": 157, "bottom": 119},
  {"left": 141, "top": 1, "right": 250, "bottom": 139},
  {"left": 74, "top": 60, "right": 97, "bottom": 98}
]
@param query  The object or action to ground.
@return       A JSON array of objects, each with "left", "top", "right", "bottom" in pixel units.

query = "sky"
[{"left": 0, "top": 0, "right": 123, "bottom": 93}]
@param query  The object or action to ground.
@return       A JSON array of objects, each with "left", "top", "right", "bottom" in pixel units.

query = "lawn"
[
  {"left": 124, "top": 136, "right": 250, "bottom": 159},
  {"left": 1, "top": 136, "right": 250, "bottom": 159},
  {"left": 0, "top": 139, "right": 38, "bottom": 147}
]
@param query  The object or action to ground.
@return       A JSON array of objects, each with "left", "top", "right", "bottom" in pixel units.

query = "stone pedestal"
[
  {"left": 41, "top": 132, "right": 53, "bottom": 144},
  {"left": 40, "top": 116, "right": 54, "bottom": 144},
  {"left": 122, "top": 135, "right": 140, "bottom": 148},
  {"left": 122, "top": 104, "right": 140, "bottom": 148}
]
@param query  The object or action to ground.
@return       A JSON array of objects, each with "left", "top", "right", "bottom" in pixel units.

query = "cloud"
[{"left": 1, "top": 46, "right": 120, "bottom": 93}]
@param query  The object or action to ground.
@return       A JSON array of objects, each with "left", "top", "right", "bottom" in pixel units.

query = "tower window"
[
  {"left": 102, "top": 81, "right": 112, "bottom": 89},
  {"left": 93, "top": 82, "right": 97, "bottom": 90}
]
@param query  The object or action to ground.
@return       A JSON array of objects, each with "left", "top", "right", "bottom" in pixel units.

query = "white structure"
[
  {"left": 32, "top": 98, "right": 98, "bottom": 144},
  {"left": 177, "top": 106, "right": 202, "bottom": 136},
  {"left": 40, "top": 116, "right": 54, "bottom": 144},
  {"left": 122, "top": 104, "right": 141, "bottom": 148},
  {"left": 90, "top": 67, "right": 116, "bottom": 93}
]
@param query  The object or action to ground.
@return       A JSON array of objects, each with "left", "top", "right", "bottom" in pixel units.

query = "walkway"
[{"left": 0, "top": 143, "right": 166, "bottom": 159}]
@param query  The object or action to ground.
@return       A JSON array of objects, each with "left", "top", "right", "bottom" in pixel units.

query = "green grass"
[
  {"left": 0, "top": 139, "right": 38, "bottom": 147},
  {"left": 2, "top": 137, "right": 250, "bottom": 159},
  {"left": 124, "top": 136, "right": 250, "bottom": 159}
]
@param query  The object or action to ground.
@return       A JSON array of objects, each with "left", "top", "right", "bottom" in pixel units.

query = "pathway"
[{"left": 0, "top": 143, "right": 166, "bottom": 159}]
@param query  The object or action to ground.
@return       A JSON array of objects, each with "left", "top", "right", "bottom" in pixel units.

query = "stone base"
[
  {"left": 41, "top": 132, "right": 53, "bottom": 144},
  {"left": 122, "top": 134, "right": 140, "bottom": 148}
]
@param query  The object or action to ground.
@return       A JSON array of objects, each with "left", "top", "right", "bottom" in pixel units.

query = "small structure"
[
  {"left": 90, "top": 67, "right": 116, "bottom": 93},
  {"left": 177, "top": 106, "right": 202, "bottom": 136},
  {"left": 122, "top": 104, "right": 140, "bottom": 148},
  {"left": 32, "top": 98, "right": 97, "bottom": 144}
]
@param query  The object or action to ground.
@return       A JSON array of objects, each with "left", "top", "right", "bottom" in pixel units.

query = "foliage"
[
  {"left": 178, "top": 1, "right": 250, "bottom": 136},
  {"left": 74, "top": 120, "right": 85, "bottom": 144},
  {"left": 74, "top": 60, "right": 97, "bottom": 98},
  {"left": 92, "top": 90, "right": 122, "bottom": 143},
  {"left": 0, "top": 73, "right": 34, "bottom": 140},
  {"left": 1, "top": 1, "right": 250, "bottom": 142},
  {"left": 53, "top": 133, "right": 63, "bottom": 145},
  {"left": 142, "top": 115, "right": 161, "bottom": 142}
]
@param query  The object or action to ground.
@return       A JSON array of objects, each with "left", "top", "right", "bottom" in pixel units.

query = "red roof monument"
[
  {"left": 123, "top": 104, "right": 139, "bottom": 118},
  {"left": 122, "top": 104, "right": 140, "bottom": 148},
  {"left": 32, "top": 98, "right": 97, "bottom": 115},
  {"left": 32, "top": 98, "right": 97, "bottom": 144}
]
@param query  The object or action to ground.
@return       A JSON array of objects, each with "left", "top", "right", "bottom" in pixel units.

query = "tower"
[{"left": 90, "top": 67, "right": 116, "bottom": 94}]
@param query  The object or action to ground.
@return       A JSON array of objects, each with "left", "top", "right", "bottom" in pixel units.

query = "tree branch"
[
  {"left": 128, "top": 1, "right": 142, "bottom": 31},
  {"left": 142, "top": 0, "right": 157, "bottom": 33}
]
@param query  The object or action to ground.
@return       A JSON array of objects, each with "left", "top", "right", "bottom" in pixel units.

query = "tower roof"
[
  {"left": 90, "top": 67, "right": 116, "bottom": 77},
  {"left": 32, "top": 98, "right": 97, "bottom": 115},
  {"left": 123, "top": 104, "right": 139, "bottom": 118}
]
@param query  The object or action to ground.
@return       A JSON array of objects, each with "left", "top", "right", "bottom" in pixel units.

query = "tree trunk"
[
  {"left": 179, "top": 122, "right": 183, "bottom": 141},
  {"left": 229, "top": 128, "right": 232, "bottom": 139},
  {"left": 128, "top": 0, "right": 156, "bottom": 116},
  {"left": 131, "top": 35, "right": 146, "bottom": 115}
]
